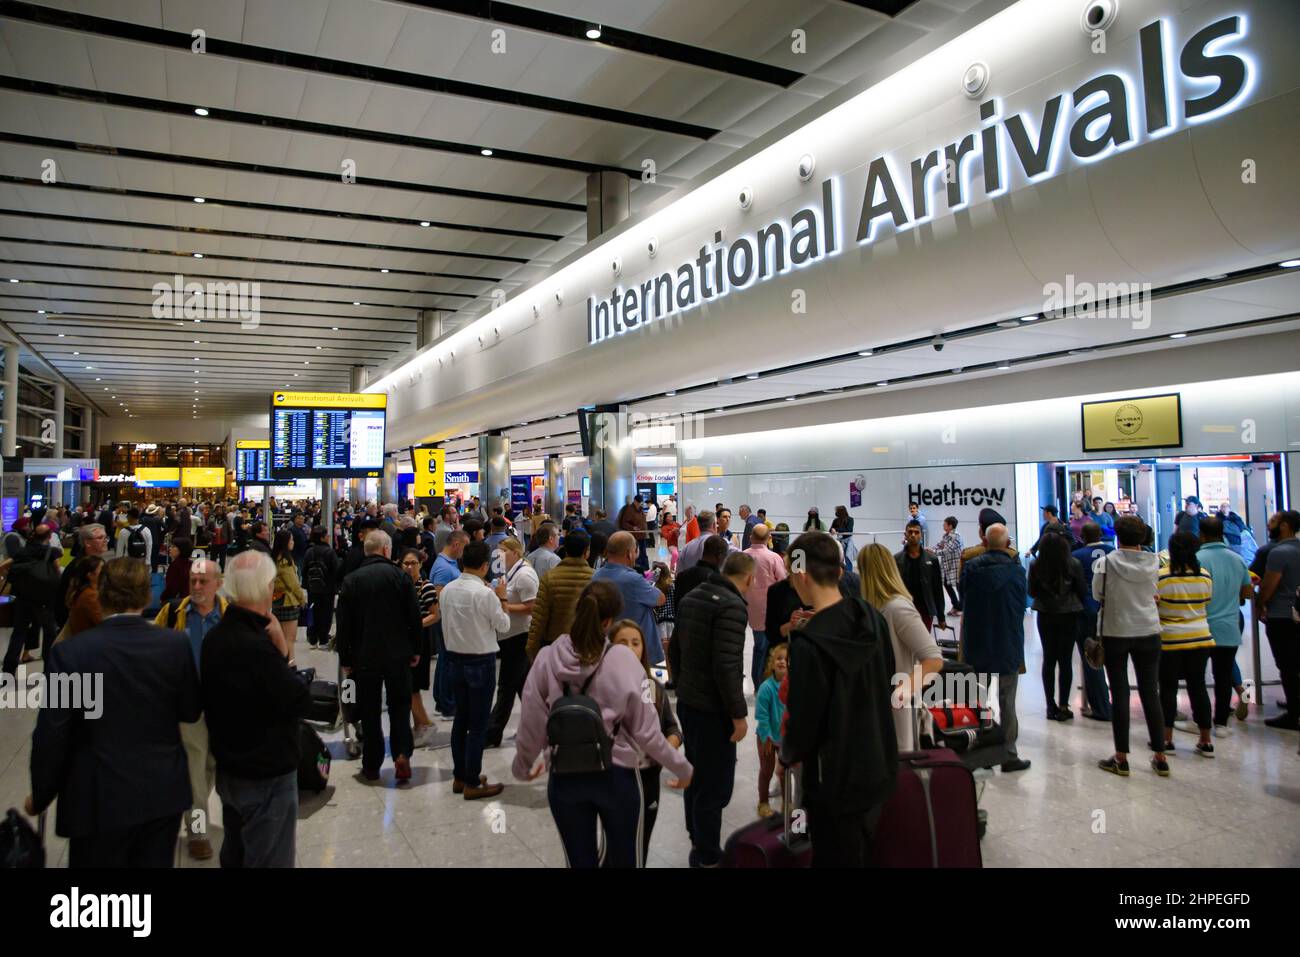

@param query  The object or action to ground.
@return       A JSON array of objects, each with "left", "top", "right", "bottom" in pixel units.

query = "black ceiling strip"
[
  {"left": 0, "top": 78, "right": 645, "bottom": 179},
  {"left": 0, "top": 132, "right": 585, "bottom": 213},
  {"left": 5, "top": 305, "right": 417, "bottom": 334},
  {"left": 29, "top": 338, "right": 403, "bottom": 360},
  {"left": 0, "top": 257, "right": 477, "bottom": 300},
  {"left": 397, "top": 0, "right": 802, "bottom": 88},
  {"left": 835, "top": 0, "right": 922, "bottom": 15},
  {"left": 0, "top": 277, "right": 459, "bottom": 307},
  {"left": 0, "top": 237, "right": 506, "bottom": 283},
  {"left": 0, "top": 2, "right": 715, "bottom": 141},
  {"left": 0, "top": 177, "right": 568, "bottom": 242},
  {"left": 0, "top": 208, "right": 533, "bottom": 265}
]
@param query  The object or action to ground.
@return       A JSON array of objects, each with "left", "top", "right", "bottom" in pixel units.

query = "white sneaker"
[
  {"left": 1213, "top": 725, "right": 1231, "bottom": 738},
  {"left": 1172, "top": 720, "right": 1199, "bottom": 735}
]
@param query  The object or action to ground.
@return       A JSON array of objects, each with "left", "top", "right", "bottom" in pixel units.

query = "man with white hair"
[
  {"left": 201, "top": 550, "right": 312, "bottom": 867},
  {"left": 155, "top": 556, "right": 228, "bottom": 860},
  {"left": 335, "top": 527, "right": 424, "bottom": 782},
  {"left": 959, "top": 523, "right": 1030, "bottom": 773},
  {"left": 55, "top": 523, "right": 109, "bottom": 629}
]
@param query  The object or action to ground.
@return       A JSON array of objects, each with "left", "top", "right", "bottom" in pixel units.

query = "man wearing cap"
[
  {"left": 1175, "top": 496, "right": 1203, "bottom": 538},
  {"left": 142, "top": 502, "right": 165, "bottom": 570},
  {"left": 958, "top": 507, "right": 1018, "bottom": 582}
]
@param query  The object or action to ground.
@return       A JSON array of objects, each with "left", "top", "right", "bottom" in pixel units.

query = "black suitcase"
[
  {"left": 0, "top": 809, "right": 45, "bottom": 868},
  {"left": 297, "top": 667, "right": 341, "bottom": 728},
  {"left": 297, "top": 723, "right": 331, "bottom": 792}
]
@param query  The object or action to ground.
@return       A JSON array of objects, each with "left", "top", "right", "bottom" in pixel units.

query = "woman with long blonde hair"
[{"left": 857, "top": 543, "right": 944, "bottom": 749}]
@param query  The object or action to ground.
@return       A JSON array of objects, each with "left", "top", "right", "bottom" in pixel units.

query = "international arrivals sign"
[{"left": 587, "top": 13, "right": 1253, "bottom": 345}]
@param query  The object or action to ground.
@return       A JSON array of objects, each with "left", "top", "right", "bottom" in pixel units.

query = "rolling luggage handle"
[{"left": 780, "top": 761, "right": 805, "bottom": 848}]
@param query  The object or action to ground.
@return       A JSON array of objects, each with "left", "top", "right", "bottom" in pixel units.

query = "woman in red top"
[{"left": 160, "top": 537, "right": 193, "bottom": 603}]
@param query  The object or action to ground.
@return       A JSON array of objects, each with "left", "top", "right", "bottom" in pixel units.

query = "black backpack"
[
  {"left": 546, "top": 647, "right": 619, "bottom": 775},
  {"left": 303, "top": 553, "right": 328, "bottom": 594},
  {"left": 126, "top": 525, "right": 148, "bottom": 559}
]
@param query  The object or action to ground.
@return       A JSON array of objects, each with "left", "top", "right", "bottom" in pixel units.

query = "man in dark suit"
[{"left": 27, "top": 557, "right": 201, "bottom": 867}]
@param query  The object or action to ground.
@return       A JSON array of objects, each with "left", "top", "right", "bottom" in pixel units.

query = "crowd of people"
[{"left": 5, "top": 486, "right": 1297, "bottom": 869}]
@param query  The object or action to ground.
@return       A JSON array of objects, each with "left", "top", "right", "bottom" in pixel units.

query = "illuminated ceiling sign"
[{"left": 587, "top": 14, "right": 1253, "bottom": 345}]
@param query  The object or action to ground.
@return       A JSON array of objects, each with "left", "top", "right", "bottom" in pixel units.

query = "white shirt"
[
  {"left": 644, "top": 502, "right": 658, "bottom": 525},
  {"left": 115, "top": 524, "right": 153, "bottom": 561},
  {"left": 501, "top": 560, "right": 539, "bottom": 637},
  {"left": 439, "top": 574, "right": 511, "bottom": 655}
]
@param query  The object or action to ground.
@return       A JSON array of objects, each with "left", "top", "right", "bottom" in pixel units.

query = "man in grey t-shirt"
[
  {"left": 1257, "top": 510, "right": 1300, "bottom": 730},
  {"left": 526, "top": 524, "right": 561, "bottom": 579}
]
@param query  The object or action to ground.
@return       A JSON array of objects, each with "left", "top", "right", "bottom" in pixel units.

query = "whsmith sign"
[{"left": 587, "top": 14, "right": 1253, "bottom": 345}]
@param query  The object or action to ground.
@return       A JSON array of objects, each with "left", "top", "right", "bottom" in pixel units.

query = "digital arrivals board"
[
  {"left": 235, "top": 439, "right": 271, "bottom": 485},
  {"left": 270, "top": 392, "right": 387, "bottom": 480}
]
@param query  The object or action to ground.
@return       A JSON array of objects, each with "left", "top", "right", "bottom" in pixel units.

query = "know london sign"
[{"left": 587, "top": 14, "right": 1253, "bottom": 345}]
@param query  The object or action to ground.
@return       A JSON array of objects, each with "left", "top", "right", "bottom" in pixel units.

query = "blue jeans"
[
  {"left": 1076, "top": 609, "right": 1113, "bottom": 719},
  {"left": 216, "top": 769, "right": 297, "bottom": 868},
  {"left": 448, "top": 651, "right": 498, "bottom": 785},
  {"left": 750, "top": 630, "right": 769, "bottom": 687},
  {"left": 431, "top": 622, "right": 456, "bottom": 715},
  {"left": 548, "top": 766, "right": 644, "bottom": 868}
]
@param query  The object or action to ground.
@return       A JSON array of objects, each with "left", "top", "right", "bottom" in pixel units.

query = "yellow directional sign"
[{"left": 413, "top": 448, "right": 445, "bottom": 497}]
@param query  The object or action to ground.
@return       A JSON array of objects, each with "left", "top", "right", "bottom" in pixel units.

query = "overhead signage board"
[
  {"left": 1081, "top": 393, "right": 1183, "bottom": 453},
  {"left": 135, "top": 467, "right": 180, "bottom": 489},
  {"left": 445, "top": 470, "right": 478, "bottom": 486},
  {"left": 236, "top": 440, "right": 271, "bottom": 485},
  {"left": 412, "top": 448, "right": 446, "bottom": 497},
  {"left": 270, "top": 392, "right": 387, "bottom": 480},
  {"left": 182, "top": 466, "right": 227, "bottom": 489},
  {"left": 585, "top": 13, "right": 1255, "bottom": 346}
]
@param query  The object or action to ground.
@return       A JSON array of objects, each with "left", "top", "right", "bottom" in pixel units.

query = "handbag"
[{"left": 1084, "top": 554, "right": 1106, "bottom": 668}]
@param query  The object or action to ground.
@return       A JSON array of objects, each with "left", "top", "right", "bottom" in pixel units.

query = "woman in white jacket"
[
  {"left": 1095, "top": 515, "right": 1168, "bottom": 778},
  {"left": 513, "top": 580, "right": 692, "bottom": 868}
]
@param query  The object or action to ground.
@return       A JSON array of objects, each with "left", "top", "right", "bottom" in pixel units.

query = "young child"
[
  {"left": 610, "top": 619, "right": 681, "bottom": 864},
  {"left": 755, "top": 644, "right": 789, "bottom": 818}
]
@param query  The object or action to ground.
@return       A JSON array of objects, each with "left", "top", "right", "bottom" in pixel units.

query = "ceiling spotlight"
[
  {"left": 1019, "top": 314, "right": 1039, "bottom": 322},
  {"left": 858, "top": 349, "right": 873, "bottom": 357},
  {"left": 665, "top": 390, "right": 676, "bottom": 397},
  {"left": 714, "top": 408, "right": 724, "bottom": 413},
  {"left": 193, "top": 340, "right": 201, "bottom": 344},
  {"left": 1207, "top": 273, "right": 1227, "bottom": 281},
  {"left": 381, "top": 268, "right": 389, "bottom": 273},
  {"left": 785, "top": 396, "right": 796, "bottom": 402},
  {"left": 332, "top": 326, "right": 339, "bottom": 331},
  {"left": 745, "top": 373, "right": 759, "bottom": 380},
  {"left": 194, "top": 107, "right": 209, "bottom": 116},
  {"left": 998, "top": 360, "right": 1011, "bottom": 370},
  {"left": 37, "top": 309, "right": 44, "bottom": 314},
  {"left": 585, "top": 24, "right": 602, "bottom": 39},
  {"left": 194, "top": 357, "right": 200, "bottom": 361},
  {"left": 877, "top": 381, "right": 889, "bottom": 387},
  {"left": 193, "top": 197, "right": 205, "bottom": 203},
  {"left": 193, "top": 252, "right": 203, "bottom": 258},
  {"left": 1170, "top": 332, "right": 1187, "bottom": 339},
  {"left": 293, "top": 373, "right": 299, "bottom": 377},
  {"left": 304, "top": 360, "right": 310, "bottom": 364},
  {"left": 316, "top": 346, "right": 322, "bottom": 350},
  {"left": 419, "top": 221, "right": 431, "bottom": 228},
  {"left": 352, "top": 301, "right": 360, "bottom": 306},
  {"left": 57, "top": 333, "right": 64, "bottom": 338},
  {"left": 480, "top": 148, "right": 493, "bottom": 157},
  {"left": 85, "top": 365, "right": 92, "bottom": 369},
  {"left": 73, "top": 351, "right": 79, "bottom": 356},
  {"left": 7, "top": 278, "right": 17, "bottom": 283},
  {"left": 95, "top": 377, "right": 101, "bottom": 381}
]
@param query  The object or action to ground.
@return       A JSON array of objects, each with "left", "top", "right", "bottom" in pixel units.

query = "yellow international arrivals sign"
[
  {"left": 270, "top": 391, "right": 387, "bottom": 409},
  {"left": 181, "top": 466, "right": 227, "bottom": 488},
  {"left": 236, "top": 439, "right": 270, "bottom": 450},
  {"left": 1081, "top": 393, "right": 1182, "bottom": 453},
  {"left": 412, "top": 448, "right": 445, "bottom": 497}
]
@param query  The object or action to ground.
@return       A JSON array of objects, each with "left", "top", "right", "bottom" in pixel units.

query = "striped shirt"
[{"left": 1156, "top": 569, "right": 1214, "bottom": 650}]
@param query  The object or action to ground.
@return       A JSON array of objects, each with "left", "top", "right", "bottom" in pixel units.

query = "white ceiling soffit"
[{"left": 0, "top": 0, "right": 996, "bottom": 418}]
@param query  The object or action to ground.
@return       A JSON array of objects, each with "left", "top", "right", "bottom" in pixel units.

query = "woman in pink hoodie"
[{"left": 513, "top": 580, "right": 692, "bottom": 867}]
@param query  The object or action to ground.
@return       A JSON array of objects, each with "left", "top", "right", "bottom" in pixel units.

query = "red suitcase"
[
  {"left": 872, "top": 749, "right": 982, "bottom": 867},
  {"left": 722, "top": 766, "right": 811, "bottom": 868}
]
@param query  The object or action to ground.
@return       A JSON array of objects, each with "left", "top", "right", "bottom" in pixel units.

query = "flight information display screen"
[
  {"left": 269, "top": 391, "right": 387, "bottom": 480},
  {"left": 235, "top": 440, "right": 271, "bottom": 485}
]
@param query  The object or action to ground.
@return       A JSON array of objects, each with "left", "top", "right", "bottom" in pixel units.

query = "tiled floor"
[{"left": 2, "top": 614, "right": 1297, "bottom": 868}]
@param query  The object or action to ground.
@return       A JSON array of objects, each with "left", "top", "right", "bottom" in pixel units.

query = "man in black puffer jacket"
[
  {"left": 782, "top": 531, "right": 898, "bottom": 868},
  {"left": 667, "top": 551, "right": 755, "bottom": 868}
]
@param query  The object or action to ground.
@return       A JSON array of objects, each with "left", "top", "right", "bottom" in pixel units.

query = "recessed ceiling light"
[
  {"left": 665, "top": 390, "right": 676, "bottom": 397},
  {"left": 192, "top": 252, "right": 203, "bottom": 258},
  {"left": 352, "top": 301, "right": 360, "bottom": 306},
  {"left": 316, "top": 346, "right": 322, "bottom": 350},
  {"left": 585, "top": 24, "right": 602, "bottom": 39},
  {"left": 37, "top": 309, "right": 44, "bottom": 314},
  {"left": 419, "top": 221, "right": 431, "bottom": 228},
  {"left": 57, "top": 333, "right": 64, "bottom": 338},
  {"left": 194, "top": 107, "right": 209, "bottom": 116},
  {"left": 380, "top": 268, "right": 389, "bottom": 274},
  {"left": 193, "top": 340, "right": 201, "bottom": 344},
  {"left": 304, "top": 361, "right": 309, "bottom": 365},
  {"left": 1207, "top": 273, "right": 1227, "bottom": 281},
  {"left": 85, "top": 365, "right": 92, "bottom": 369},
  {"left": 7, "top": 278, "right": 17, "bottom": 283},
  {"left": 1019, "top": 314, "right": 1039, "bottom": 322},
  {"left": 73, "top": 351, "right": 79, "bottom": 356},
  {"left": 877, "top": 381, "right": 889, "bottom": 387},
  {"left": 194, "top": 357, "right": 200, "bottom": 361},
  {"left": 858, "top": 349, "right": 873, "bottom": 357},
  {"left": 714, "top": 408, "right": 724, "bottom": 413},
  {"left": 1279, "top": 259, "right": 1300, "bottom": 268},
  {"left": 194, "top": 390, "right": 199, "bottom": 393},
  {"left": 332, "top": 326, "right": 339, "bottom": 331},
  {"left": 480, "top": 148, "right": 494, "bottom": 157},
  {"left": 785, "top": 396, "right": 796, "bottom": 401},
  {"left": 745, "top": 373, "right": 759, "bottom": 380},
  {"left": 1169, "top": 332, "right": 1187, "bottom": 339},
  {"left": 998, "top": 360, "right": 1011, "bottom": 370},
  {"left": 193, "top": 197, "right": 205, "bottom": 203},
  {"left": 293, "top": 373, "right": 299, "bottom": 377}
]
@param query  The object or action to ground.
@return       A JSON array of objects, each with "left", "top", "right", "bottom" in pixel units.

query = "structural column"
[
  {"left": 544, "top": 453, "right": 565, "bottom": 520},
  {"left": 53, "top": 383, "right": 65, "bottom": 457},
  {"left": 2, "top": 342, "right": 18, "bottom": 457},
  {"left": 416, "top": 310, "right": 445, "bottom": 349},
  {"left": 477, "top": 434, "right": 510, "bottom": 513},
  {"left": 381, "top": 454, "right": 400, "bottom": 505},
  {"left": 588, "top": 406, "right": 635, "bottom": 519},
  {"left": 586, "top": 171, "right": 630, "bottom": 241}
]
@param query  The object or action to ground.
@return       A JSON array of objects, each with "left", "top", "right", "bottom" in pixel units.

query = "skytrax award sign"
[{"left": 587, "top": 13, "right": 1253, "bottom": 345}]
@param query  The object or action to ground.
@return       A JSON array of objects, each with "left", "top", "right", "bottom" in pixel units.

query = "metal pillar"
[
  {"left": 53, "top": 383, "right": 65, "bottom": 457},
  {"left": 586, "top": 171, "right": 630, "bottom": 241},
  {"left": 477, "top": 434, "right": 510, "bottom": 513},
  {"left": 322, "top": 477, "right": 336, "bottom": 541},
  {"left": 2, "top": 342, "right": 18, "bottom": 457},
  {"left": 588, "top": 407, "right": 635, "bottom": 518},
  {"left": 349, "top": 366, "right": 366, "bottom": 392},
  {"left": 416, "top": 311, "right": 445, "bottom": 349},
  {"left": 544, "top": 454, "right": 565, "bottom": 519},
  {"left": 381, "top": 455, "right": 399, "bottom": 505}
]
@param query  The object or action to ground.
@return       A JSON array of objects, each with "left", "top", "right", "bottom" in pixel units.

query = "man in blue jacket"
[
  {"left": 1071, "top": 522, "right": 1114, "bottom": 721},
  {"left": 959, "top": 523, "right": 1030, "bottom": 773}
]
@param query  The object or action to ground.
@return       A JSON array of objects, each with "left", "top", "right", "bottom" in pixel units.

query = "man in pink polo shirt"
[{"left": 744, "top": 524, "right": 788, "bottom": 686}]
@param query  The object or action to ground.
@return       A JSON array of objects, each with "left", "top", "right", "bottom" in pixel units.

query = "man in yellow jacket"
[{"left": 154, "top": 558, "right": 228, "bottom": 861}]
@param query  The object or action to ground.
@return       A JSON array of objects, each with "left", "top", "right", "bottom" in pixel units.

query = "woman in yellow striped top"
[{"left": 1157, "top": 531, "right": 1215, "bottom": 757}]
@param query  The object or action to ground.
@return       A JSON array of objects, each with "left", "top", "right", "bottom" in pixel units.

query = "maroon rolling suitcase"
[
  {"left": 872, "top": 749, "right": 982, "bottom": 867},
  {"left": 722, "top": 765, "right": 811, "bottom": 868}
]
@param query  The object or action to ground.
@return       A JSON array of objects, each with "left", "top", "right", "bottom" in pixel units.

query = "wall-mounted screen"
[
  {"left": 135, "top": 467, "right": 180, "bottom": 489},
  {"left": 1081, "top": 393, "right": 1183, "bottom": 453},
  {"left": 269, "top": 391, "right": 387, "bottom": 480},
  {"left": 235, "top": 439, "right": 271, "bottom": 485}
]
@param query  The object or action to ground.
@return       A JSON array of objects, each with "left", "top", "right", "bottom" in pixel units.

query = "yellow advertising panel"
[
  {"left": 236, "top": 439, "right": 270, "bottom": 450},
  {"left": 182, "top": 466, "right": 227, "bottom": 488},
  {"left": 1081, "top": 393, "right": 1182, "bottom": 453},
  {"left": 135, "top": 467, "right": 180, "bottom": 488},
  {"left": 270, "top": 391, "right": 387, "bottom": 410},
  {"left": 680, "top": 465, "right": 707, "bottom": 483},
  {"left": 412, "top": 448, "right": 445, "bottom": 497}
]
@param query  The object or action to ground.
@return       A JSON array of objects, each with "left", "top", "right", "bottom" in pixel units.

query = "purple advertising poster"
[{"left": 849, "top": 478, "right": 862, "bottom": 509}]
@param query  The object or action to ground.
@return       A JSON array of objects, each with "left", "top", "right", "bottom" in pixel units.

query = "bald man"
[
  {"left": 958, "top": 523, "right": 1030, "bottom": 773},
  {"left": 592, "top": 531, "right": 672, "bottom": 664}
]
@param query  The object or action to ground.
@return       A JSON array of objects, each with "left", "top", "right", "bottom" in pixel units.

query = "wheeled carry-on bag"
[
  {"left": 297, "top": 722, "right": 331, "bottom": 792},
  {"left": 296, "top": 667, "right": 342, "bottom": 729},
  {"left": 872, "top": 749, "right": 982, "bottom": 867},
  {"left": 722, "top": 765, "right": 810, "bottom": 868}
]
